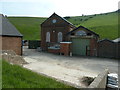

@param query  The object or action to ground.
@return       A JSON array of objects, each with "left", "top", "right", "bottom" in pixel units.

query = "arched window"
[
  {"left": 75, "top": 30, "right": 86, "bottom": 36},
  {"left": 46, "top": 32, "right": 50, "bottom": 42},
  {"left": 58, "top": 32, "right": 63, "bottom": 42}
]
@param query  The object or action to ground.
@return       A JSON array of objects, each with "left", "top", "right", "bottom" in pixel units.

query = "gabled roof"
[
  {"left": 98, "top": 39, "right": 114, "bottom": 43},
  {"left": 0, "top": 14, "right": 23, "bottom": 37},
  {"left": 113, "top": 38, "right": 120, "bottom": 43},
  {"left": 41, "top": 13, "right": 75, "bottom": 27},
  {"left": 66, "top": 25, "right": 99, "bottom": 37}
]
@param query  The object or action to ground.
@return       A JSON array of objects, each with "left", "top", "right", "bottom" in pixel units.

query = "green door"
[{"left": 72, "top": 38, "right": 90, "bottom": 56}]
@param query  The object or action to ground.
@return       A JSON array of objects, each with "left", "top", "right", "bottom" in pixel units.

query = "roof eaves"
[
  {"left": 79, "top": 26, "right": 99, "bottom": 37},
  {"left": 0, "top": 35, "right": 23, "bottom": 37},
  {"left": 98, "top": 39, "right": 114, "bottom": 43},
  {"left": 66, "top": 25, "right": 99, "bottom": 37}
]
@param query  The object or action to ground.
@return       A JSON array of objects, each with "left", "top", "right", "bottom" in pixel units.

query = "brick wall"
[
  {"left": 0, "top": 36, "right": 22, "bottom": 55},
  {"left": 60, "top": 43, "right": 71, "bottom": 56},
  {"left": 41, "top": 16, "right": 75, "bottom": 51},
  {"left": 90, "top": 38, "right": 98, "bottom": 56}
]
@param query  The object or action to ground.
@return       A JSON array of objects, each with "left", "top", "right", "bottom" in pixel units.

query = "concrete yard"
[{"left": 23, "top": 46, "right": 118, "bottom": 87}]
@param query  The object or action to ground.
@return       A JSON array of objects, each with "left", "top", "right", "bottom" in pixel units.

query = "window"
[
  {"left": 75, "top": 30, "right": 86, "bottom": 36},
  {"left": 58, "top": 32, "right": 63, "bottom": 42},
  {"left": 46, "top": 32, "right": 50, "bottom": 42},
  {"left": 52, "top": 19, "right": 57, "bottom": 23}
]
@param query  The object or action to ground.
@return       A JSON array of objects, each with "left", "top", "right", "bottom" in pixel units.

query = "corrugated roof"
[
  {"left": 0, "top": 14, "right": 23, "bottom": 37},
  {"left": 113, "top": 38, "right": 120, "bottom": 42}
]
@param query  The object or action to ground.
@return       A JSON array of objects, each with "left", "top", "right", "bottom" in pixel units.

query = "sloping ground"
[
  {"left": 80, "top": 12, "right": 118, "bottom": 40},
  {"left": 67, "top": 12, "right": 118, "bottom": 40},
  {"left": 2, "top": 60, "right": 73, "bottom": 88},
  {"left": 80, "top": 12, "right": 118, "bottom": 27},
  {"left": 8, "top": 17, "right": 46, "bottom": 40},
  {"left": 88, "top": 25, "right": 118, "bottom": 40},
  {"left": 7, "top": 11, "right": 118, "bottom": 40}
]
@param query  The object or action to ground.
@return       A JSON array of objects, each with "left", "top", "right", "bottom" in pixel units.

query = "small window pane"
[{"left": 75, "top": 30, "right": 86, "bottom": 36}]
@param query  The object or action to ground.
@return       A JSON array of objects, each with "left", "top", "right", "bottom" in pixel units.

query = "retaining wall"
[{"left": 88, "top": 69, "right": 109, "bottom": 89}]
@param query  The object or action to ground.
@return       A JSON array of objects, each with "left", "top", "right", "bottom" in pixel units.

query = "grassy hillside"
[
  {"left": 8, "top": 17, "right": 46, "bottom": 40},
  {"left": 66, "top": 12, "right": 118, "bottom": 40},
  {"left": 7, "top": 11, "right": 118, "bottom": 40},
  {"left": 2, "top": 60, "right": 73, "bottom": 88},
  {"left": 81, "top": 12, "right": 118, "bottom": 40}
]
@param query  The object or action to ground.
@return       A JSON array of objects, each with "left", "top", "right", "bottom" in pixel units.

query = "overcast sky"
[{"left": 0, "top": 0, "right": 119, "bottom": 17}]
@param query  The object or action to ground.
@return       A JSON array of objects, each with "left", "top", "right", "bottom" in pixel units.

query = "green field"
[
  {"left": 8, "top": 10, "right": 119, "bottom": 40},
  {"left": 8, "top": 17, "right": 46, "bottom": 40},
  {"left": 2, "top": 60, "right": 73, "bottom": 88},
  {"left": 65, "top": 12, "right": 118, "bottom": 40}
]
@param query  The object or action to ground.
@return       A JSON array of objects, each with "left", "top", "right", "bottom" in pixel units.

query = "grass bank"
[{"left": 2, "top": 60, "right": 73, "bottom": 88}]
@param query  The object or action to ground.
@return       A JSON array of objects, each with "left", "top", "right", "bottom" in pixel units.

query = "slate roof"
[
  {"left": 66, "top": 25, "right": 99, "bottom": 37},
  {"left": 0, "top": 14, "right": 23, "bottom": 37},
  {"left": 41, "top": 13, "right": 76, "bottom": 28}
]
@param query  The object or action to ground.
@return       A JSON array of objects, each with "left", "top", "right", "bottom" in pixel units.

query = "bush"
[{"left": 64, "top": 16, "right": 71, "bottom": 19}]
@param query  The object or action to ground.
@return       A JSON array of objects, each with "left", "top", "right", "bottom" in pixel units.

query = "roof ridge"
[
  {"left": 54, "top": 13, "right": 75, "bottom": 27},
  {"left": 98, "top": 39, "right": 114, "bottom": 43},
  {"left": 41, "top": 13, "right": 75, "bottom": 27}
]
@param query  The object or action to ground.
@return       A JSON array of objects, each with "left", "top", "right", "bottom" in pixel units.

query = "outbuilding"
[
  {"left": 0, "top": 14, "right": 23, "bottom": 55},
  {"left": 67, "top": 26, "right": 99, "bottom": 56},
  {"left": 97, "top": 39, "right": 116, "bottom": 58}
]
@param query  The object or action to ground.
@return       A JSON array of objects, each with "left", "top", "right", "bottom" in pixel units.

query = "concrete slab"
[{"left": 22, "top": 46, "right": 118, "bottom": 87}]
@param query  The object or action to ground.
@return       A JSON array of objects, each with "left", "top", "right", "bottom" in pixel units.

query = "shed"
[
  {"left": 0, "top": 14, "right": 23, "bottom": 55},
  {"left": 67, "top": 26, "right": 99, "bottom": 56},
  {"left": 97, "top": 39, "right": 116, "bottom": 58},
  {"left": 113, "top": 38, "right": 120, "bottom": 58}
]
